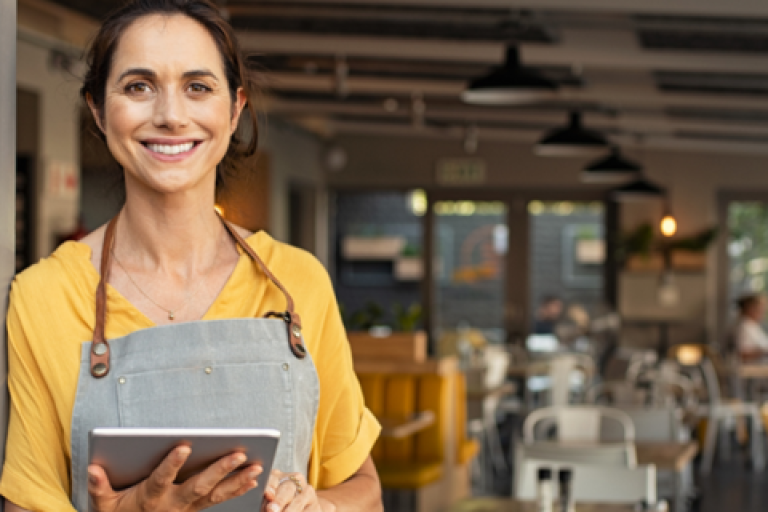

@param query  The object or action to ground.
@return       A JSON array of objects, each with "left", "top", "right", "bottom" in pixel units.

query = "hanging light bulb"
[
  {"left": 661, "top": 214, "right": 677, "bottom": 237},
  {"left": 660, "top": 200, "right": 677, "bottom": 237}
]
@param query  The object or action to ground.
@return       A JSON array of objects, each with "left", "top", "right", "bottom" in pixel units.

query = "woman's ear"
[
  {"left": 230, "top": 87, "right": 248, "bottom": 134},
  {"left": 86, "top": 92, "right": 107, "bottom": 134}
]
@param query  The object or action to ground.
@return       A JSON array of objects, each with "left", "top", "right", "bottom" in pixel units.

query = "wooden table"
[
  {"left": 636, "top": 441, "right": 699, "bottom": 472},
  {"left": 467, "top": 381, "right": 517, "bottom": 401},
  {"left": 446, "top": 498, "right": 637, "bottom": 512},
  {"left": 739, "top": 364, "right": 768, "bottom": 380},
  {"left": 379, "top": 411, "right": 435, "bottom": 439}
]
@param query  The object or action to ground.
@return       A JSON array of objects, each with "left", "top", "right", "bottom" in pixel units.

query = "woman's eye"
[
  {"left": 188, "top": 83, "right": 212, "bottom": 93},
  {"left": 125, "top": 82, "right": 151, "bottom": 94}
]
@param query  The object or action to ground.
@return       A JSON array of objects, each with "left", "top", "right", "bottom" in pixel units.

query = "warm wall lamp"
[{"left": 461, "top": 46, "right": 558, "bottom": 105}]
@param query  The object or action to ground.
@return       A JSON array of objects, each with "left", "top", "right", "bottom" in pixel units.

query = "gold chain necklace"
[{"left": 111, "top": 249, "right": 207, "bottom": 321}]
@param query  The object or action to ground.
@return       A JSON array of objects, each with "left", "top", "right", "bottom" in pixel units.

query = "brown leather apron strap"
[
  {"left": 90, "top": 214, "right": 307, "bottom": 378},
  {"left": 218, "top": 216, "right": 307, "bottom": 359},
  {"left": 90, "top": 216, "right": 117, "bottom": 378}
]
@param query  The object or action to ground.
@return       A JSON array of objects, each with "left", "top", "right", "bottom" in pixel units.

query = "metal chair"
[{"left": 669, "top": 344, "right": 766, "bottom": 474}]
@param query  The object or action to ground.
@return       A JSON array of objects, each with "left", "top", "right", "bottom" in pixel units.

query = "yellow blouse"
[{"left": 0, "top": 232, "right": 380, "bottom": 511}]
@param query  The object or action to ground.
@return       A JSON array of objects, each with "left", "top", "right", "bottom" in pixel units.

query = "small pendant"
[{"left": 169, "top": 311, "right": 175, "bottom": 320}]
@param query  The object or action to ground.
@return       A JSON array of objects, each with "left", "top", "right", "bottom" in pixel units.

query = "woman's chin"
[{"left": 128, "top": 172, "right": 211, "bottom": 198}]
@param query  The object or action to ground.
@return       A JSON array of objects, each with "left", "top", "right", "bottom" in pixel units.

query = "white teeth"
[{"left": 146, "top": 142, "right": 195, "bottom": 155}]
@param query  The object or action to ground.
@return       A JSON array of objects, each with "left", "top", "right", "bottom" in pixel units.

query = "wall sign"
[{"left": 435, "top": 158, "right": 486, "bottom": 186}]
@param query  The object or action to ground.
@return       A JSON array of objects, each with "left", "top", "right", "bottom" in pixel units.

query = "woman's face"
[{"left": 90, "top": 14, "right": 246, "bottom": 196}]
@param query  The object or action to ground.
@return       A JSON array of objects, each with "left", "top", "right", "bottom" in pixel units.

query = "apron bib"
[{"left": 69, "top": 217, "right": 319, "bottom": 511}]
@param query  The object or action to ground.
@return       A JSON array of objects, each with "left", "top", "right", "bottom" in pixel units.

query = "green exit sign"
[{"left": 435, "top": 158, "right": 487, "bottom": 186}]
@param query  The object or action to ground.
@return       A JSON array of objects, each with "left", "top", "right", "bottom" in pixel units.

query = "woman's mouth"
[
  {"left": 144, "top": 141, "right": 197, "bottom": 155},
  {"left": 141, "top": 140, "right": 201, "bottom": 161}
]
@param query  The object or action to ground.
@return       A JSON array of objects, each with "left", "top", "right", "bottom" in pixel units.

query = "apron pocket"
[{"left": 116, "top": 362, "right": 293, "bottom": 430}]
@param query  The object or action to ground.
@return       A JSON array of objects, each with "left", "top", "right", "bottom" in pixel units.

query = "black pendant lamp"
[
  {"left": 535, "top": 111, "right": 609, "bottom": 157},
  {"left": 461, "top": 46, "right": 558, "bottom": 105},
  {"left": 581, "top": 146, "right": 642, "bottom": 183},
  {"left": 611, "top": 177, "right": 666, "bottom": 202}
]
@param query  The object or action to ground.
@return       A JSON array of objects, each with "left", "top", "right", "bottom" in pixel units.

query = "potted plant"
[{"left": 344, "top": 302, "right": 427, "bottom": 363}]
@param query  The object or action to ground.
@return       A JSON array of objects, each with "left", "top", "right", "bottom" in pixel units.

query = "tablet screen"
[{"left": 89, "top": 428, "right": 280, "bottom": 511}]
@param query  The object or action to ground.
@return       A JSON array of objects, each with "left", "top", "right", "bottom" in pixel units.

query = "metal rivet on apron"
[
  {"left": 92, "top": 363, "right": 108, "bottom": 377},
  {"left": 205, "top": 367, "right": 212, "bottom": 374},
  {"left": 92, "top": 343, "right": 107, "bottom": 356},
  {"left": 282, "top": 363, "right": 289, "bottom": 371},
  {"left": 118, "top": 377, "right": 126, "bottom": 384},
  {"left": 291, "top": 325, "right": 301, "bottom": 338}
]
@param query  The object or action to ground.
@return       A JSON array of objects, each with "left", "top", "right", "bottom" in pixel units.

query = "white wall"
[{"left": 16, "top": 38, "right": 81, "bottom": 259}]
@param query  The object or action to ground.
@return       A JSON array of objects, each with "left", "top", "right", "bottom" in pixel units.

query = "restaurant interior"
[{"left": 8, "top": 0, "right": 768, "bottom": 510}]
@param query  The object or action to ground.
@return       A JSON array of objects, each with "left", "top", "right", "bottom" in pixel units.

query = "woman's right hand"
[{"left": 88, "top": 445, "right": 263, "bottom": 511}]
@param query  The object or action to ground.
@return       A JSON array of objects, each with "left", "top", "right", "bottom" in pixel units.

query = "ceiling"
[{"left": 30, "top": 0, "right": 768, "bottom": 154}]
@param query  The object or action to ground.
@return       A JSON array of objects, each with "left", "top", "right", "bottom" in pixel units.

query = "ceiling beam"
[
  {"left": 269, "top": 98, "right": 768, "bottom": 138},
  {"left": 240, "top": 32, "right": 768, "bottom": 74},
  {"left": 264, "top": 72, "right": 768, "bottom": 111},
  {"left": 273, "top": 0, "right": 768, "bottom": 19},
  {"left": 326, "top": 119, "right": 768, "bottom": 157}
]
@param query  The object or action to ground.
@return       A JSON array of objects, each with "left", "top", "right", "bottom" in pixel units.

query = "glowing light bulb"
[{"left": 660, "top": 215, "right": 677, "bottom": 237}]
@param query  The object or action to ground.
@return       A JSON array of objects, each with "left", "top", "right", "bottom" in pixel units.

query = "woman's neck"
[{"left": 115, "top": 191, "right": 233, "bottom": 278}]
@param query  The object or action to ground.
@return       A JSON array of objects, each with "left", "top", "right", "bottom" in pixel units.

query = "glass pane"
[
  {"left": 728, "top": 201, "right": 768, "bottom": 326},
  {"left": 433, "top": 200, "right": 507, "bottom": 353},
  {"left": 528, "top": 201, "right": 605, "bottom": 338}
]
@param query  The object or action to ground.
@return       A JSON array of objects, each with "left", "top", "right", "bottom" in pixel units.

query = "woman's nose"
[{"left": 153, "top": 89, "right": 188, "bottom": 129}]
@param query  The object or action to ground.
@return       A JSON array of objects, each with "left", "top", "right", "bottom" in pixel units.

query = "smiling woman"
[{"left": 0, "top": 1, "right": 382, "bottom": 512}]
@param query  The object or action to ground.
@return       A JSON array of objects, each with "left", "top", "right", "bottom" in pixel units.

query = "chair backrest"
[
  {"left": 523, "top": 405, "right": 636, "bottom": 444},
  {"left": 525, "top": 354, "right": 596, "bottom": 407},
  {"left": 586, "top": 380, "right": 647, "bottom": 406},
  {"left": 514, "top": 458, "right": 657, "bottom": 505},
  {"left": 668, "top": 344, "right": 726, "bottom": 404},
  {"left": 602, "top": 407, "right": 689, "bottom": 443},
  {"left": 515, "top": 440, "right": 637, "bottom": 468}
]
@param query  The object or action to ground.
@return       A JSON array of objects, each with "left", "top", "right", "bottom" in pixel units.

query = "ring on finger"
[{"left": 278, "top": 474, "right": 303, "bottom": 496}]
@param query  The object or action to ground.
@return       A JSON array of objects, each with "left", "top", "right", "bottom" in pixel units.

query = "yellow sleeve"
[
  {"left": 0, "top": 282, "right": 77, "bottom": 511},
  {"left": 307, "top": 279, "right": 381, "bottom": 490}
]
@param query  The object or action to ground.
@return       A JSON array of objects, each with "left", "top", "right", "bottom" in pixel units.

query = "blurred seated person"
[
  {"left": 533, "top": 295, "right": 563, "bottom": 335},
  {"left": 730, "top": 293, "right": 768, "bottom": 361}
]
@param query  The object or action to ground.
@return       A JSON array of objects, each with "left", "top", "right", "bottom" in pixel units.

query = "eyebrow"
[{"left": 116, "top": 68, "right": 220, "bottom": 82}]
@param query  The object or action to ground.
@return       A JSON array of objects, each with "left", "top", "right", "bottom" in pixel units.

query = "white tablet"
[{"left": 89, "top": 428, "right": 280, "bottom": 512}]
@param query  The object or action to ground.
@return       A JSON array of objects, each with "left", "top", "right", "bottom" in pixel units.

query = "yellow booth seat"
[
  {"left": 453, "top": 372, "right": 481, "bottom": 465},
  {"left": 358, "top": 372, "right": 451, "bottom": 489}
]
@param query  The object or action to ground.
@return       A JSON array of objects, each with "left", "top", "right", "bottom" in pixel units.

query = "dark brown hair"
[
  {"left": 737, "top": 294, "right": 763, "bottom": 313},
  {"left": 80, "top": 0, "right": 258, "bottom": 189}
]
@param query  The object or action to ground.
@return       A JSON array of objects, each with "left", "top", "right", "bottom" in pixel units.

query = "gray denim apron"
[{"left": 69, "top": 217, "right": 319, "bottom": 511}]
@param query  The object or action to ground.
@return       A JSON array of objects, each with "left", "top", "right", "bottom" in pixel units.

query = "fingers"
[
  {"left": 87, "top": 463, "right": 117, "bottom": 510},
  {"left": 143, "top": 445, "right": 191, "bottom": 499},
  {"left": 177, "top": 451, "right": 247, "bottom": 505},
  {"left": 263, "top": 470, "right": 283, "bottom": 502},
  {"left": 208, "top": 463, "right": 263, "bottom": 504},
  {"left": 265, "top": 473, "right": 309, "bottom": 512},
  {"left": 285, "top": 485, "right": 317, "bottom": 512}
]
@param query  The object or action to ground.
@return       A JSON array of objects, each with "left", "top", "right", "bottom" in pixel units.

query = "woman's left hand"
[{"left": 262, "top": 470, "right": 335, "bottom": 512}]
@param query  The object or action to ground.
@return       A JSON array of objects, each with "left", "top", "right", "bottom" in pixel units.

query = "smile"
[{"left": 144, "top": 142, "right": 196, "bottom": 155}]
